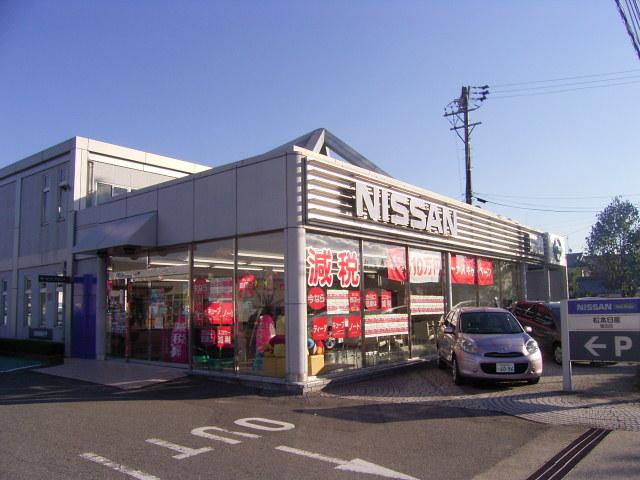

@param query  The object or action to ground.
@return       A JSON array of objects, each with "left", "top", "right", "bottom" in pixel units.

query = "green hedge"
[{"left": 0, "top": 338, "right": 64, "bottom": 357}]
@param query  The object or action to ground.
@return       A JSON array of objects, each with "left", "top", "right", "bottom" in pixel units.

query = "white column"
[
  {"left": 284, "top": 152, "right": 307, "bottom": 383},
  {"left": 285, "top": 226, "right": 307, "bottom": 383},
  {"left": 95, "top": 254, "right": 107, "bottom": 360}
]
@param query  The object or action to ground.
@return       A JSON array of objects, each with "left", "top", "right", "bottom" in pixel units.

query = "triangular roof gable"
[{"left": 260, "top": 128, "right": 390, "bottom": 176}]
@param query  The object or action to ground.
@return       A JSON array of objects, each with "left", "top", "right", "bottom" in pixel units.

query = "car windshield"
[{"left": 459, "top": 311, "right": 523, "bottom": 334}]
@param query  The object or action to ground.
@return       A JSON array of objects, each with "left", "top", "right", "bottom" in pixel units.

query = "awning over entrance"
[{"left": 73, "top": 212, "right": 157, "bottom": 254}]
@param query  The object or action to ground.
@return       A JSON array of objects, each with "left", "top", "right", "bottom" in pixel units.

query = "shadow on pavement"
[{"left": 0, "top": 371, "right": 261, "bottom": 406}]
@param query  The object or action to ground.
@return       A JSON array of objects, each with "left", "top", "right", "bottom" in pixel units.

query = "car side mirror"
[
  {"left": 444, "top": 325, "right": 455, "bottom": 334},
  {"left": 524, "top": 326, "right": 533, "bottom": 334}
]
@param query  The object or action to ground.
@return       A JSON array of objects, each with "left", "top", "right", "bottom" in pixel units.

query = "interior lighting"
[
  {"left": 193, "top": 257, "right": 234, "bottom": 264},
  {"left": 237, "top": 252, "right": 284, "bottom": 260},
  {"left": 149, "top": 261, "right": 187, "bottom": 267}
]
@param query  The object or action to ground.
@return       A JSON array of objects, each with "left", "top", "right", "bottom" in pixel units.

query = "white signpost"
[{"left": 561, "top": 298, "right": 640, "bottom": 391}]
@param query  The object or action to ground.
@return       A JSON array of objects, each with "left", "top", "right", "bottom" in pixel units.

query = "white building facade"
[{"left": 1, "top": 130, "right": 567, "bottom": 388}]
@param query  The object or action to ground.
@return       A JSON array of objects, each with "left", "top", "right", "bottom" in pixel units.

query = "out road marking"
[
  {"left": 191, "top": 426, "right": 243, "bottom": 444},
  {"left": 197, "top": 426, "right": 262, "bottom": 439},
  {"left": 145, "top": 438, "right": 212, "bottom": 459},
  {"left": 80, "top": 452, "right": 161, "bottom": 480},
  {"left": 275, "top": 445, "right": 420, "bottom": 480},
  {"left": 234, "top": 417, "right": 295, "bottom": 431}
]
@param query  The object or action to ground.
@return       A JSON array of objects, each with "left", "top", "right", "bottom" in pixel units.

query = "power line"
[
  {"left": 474, "top": 191, "right": 640, "bottom": 200},
  {"left": 474, "top": 197, "right": 602, "bottom": 213},
  {"left": 614, "top": 0, "right": 640, "bottom": 61},
  {"left": 489, "top": 68, "right": 640, "bottom": 88},
  {"left": 490, "top": 74, "right": 640, "bottom": 94},
  {"left": 490, "top": 78, "right": 640, "bottom": 99}
]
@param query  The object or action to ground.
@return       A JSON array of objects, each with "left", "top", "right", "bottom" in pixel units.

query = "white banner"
[
  {"left": 409, "top": 251, "right": 442, "bottom": 284},
  {"left": 327, "top": 289, "right": 349, "bottom": 315},
  {"left": 410, "top": 295, "right": 445, "bottom": 315},
  {"left": 364, "top": 313, "right": 409, "bottom": 337}
]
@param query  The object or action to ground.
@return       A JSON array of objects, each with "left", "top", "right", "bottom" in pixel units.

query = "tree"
[{"left": 586, "top": 198, "right": 640, "bottom": 297}]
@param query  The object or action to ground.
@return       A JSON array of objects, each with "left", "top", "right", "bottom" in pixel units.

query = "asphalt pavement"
[{"left": 2, "top": 357, "right": 639, "bottom": 479}]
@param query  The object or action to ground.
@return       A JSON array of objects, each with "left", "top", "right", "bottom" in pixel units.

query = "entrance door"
[{"left": 71, "top": 275, "right": 96, "bottom": 358}]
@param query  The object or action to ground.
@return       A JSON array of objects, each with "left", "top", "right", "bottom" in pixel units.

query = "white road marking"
[
  {"left": 197, "top": 426, "right": 261, "bottom": 439},
  {"left": 275, "top": 445, "right": 420, "bottom": 480},
  {"left": 234, "top": 417, "right": 295, "bottom": 432},
  {"left": 191, "top": 426, "right": 242, "bottom": 445},
  {"left": 145, "top": 438, "right": 212, "bottom": 459},
  {"left": 275, "top": 445, "right": 347, "bottom": 465},
  {"left": 80, "top": 452, "right": 161, "bottom": 480}
]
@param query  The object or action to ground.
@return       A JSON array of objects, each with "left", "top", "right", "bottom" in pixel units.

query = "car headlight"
[
  {"left": 461, "top": 339, "right": 478, "bottom": 354},
  {"left": 525, "top": 339, "right": 539, "bottom": 355}
]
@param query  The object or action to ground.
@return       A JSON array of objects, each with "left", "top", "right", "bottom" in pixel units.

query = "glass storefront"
[
  {"left": 236, "top": 232, "right": 285, "bottom": 377},
  {"left": 450, "top": 254, "right": 520, "bottom": 309},
  {"left": 305, "top": 233, "right": 362, "bottom": 375},
  {"left": 192, "top": 239, "right": 235, "bottom": 371},
  {"left": 408, "top": 248, "right": 444, "bottom": 357},
  {"left": 106, "top": 234, "right": 285, "bottom": 377},
  {"left": 362, "top": 241, "right": 409, "bottom": 365},
  {"left": 107, "top": 248, "right": 190, "bottom": 363},
  {"left": 102, "top": 227, "right": 521, "bottom": 380}
]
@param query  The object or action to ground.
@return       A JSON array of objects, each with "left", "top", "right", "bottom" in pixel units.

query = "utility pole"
[{"left": 444, "top": 85, "right": 489, "bottom": 206}]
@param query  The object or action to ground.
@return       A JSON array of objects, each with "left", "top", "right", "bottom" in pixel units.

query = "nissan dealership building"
[{"left": 0, "top": 129, "right": 567, "bottom": 388}]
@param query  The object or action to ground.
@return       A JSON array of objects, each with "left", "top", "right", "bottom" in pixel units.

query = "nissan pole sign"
[{"left": 561, "top": 298, "right": 640, "bottom": 391}]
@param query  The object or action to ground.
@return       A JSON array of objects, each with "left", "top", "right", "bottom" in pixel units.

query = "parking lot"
[{"left": 323, "top": 354, "right": 640, "bottom": 431}]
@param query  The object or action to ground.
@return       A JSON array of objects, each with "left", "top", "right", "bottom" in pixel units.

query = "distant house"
[{"left": 567, "top": 252, "right": 619, "bottom": 298}]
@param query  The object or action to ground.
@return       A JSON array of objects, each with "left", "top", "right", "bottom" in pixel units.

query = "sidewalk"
[{"left": 34, "top": 357, "right": 188, "bottom": 390}]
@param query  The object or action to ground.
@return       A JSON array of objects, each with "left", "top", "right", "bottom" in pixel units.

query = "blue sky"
[{"left": 1, "top": 0, "right": 638, "bottom": 252}]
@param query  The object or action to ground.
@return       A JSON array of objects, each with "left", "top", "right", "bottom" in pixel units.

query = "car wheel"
[
  {"left": 452, "top": 356, "right": 464, "bottom": 385},
  {"left": 553, "top": 344, "right": 562, "bottom": 365},
  {"left": 527, "top": 377, "right": 540, "bottom": 385},
  {"left": 437, "top": 355, "right": 447, "bottom": 369}
]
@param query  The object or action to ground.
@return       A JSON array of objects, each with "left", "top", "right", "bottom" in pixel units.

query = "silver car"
[{"left": 437, "top": 307, "right": 543, "bottom": 385}]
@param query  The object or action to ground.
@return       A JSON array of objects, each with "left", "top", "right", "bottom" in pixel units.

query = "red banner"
[
  {"left": 348, "top": 315, "right": 362, "bottom": 338},
  {"left": 312, "top": 316, "right": 328, "bottom": 341},
  {"left": 193, "top": 277, "right": 208, "bottom": 296},
  {"left": 477, "top": 258, "right": 494, "bottom": 286},
  {"left": 365, "top": 290, "right": 379, "bottom": 310},
  {"left": 238, "top": 275, "right": 256, "bottom": 297},
  {"left": 380, "top": 289, "right": 392, "bottom": 310},
  {"left": 332, "top": 316, "right": 346, "bottom": 339},
  {"left": 206, "top": 302, "right": 234, "bottom": 325},
  {"left": 217, "top": 326, "right": 233, "bottom": 347},
  {"left": 451, "top": 256, "right": 476, "bottom": 285},
  {"left": 386, "top": 247, "right": 407, "bottom": 281},
  {"left": 348, "top": 290, "right": 361, "bottom": 312},
  {"left": 307, "top": 286, "right": 326, "bottom": 310}
]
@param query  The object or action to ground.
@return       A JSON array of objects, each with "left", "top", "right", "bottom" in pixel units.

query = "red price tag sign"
[
  {"left": 332, "top": 316, "right": 346, "bottom": 339},
  {"left": 348, "top": 315, "right": 362, "bottom": 338},
  {"left": 307, "top": 286, "right": 326, "bottom": 310},
  {"left": 217, "top": 326, "right": 233, "bottom": 347},
  {"left": 312, "top": 316, "right": 328, "bottom": 341},
  {"left": 348, "top": 290, "right": 361, "bottom": 312},
  {"left": 365, "top": 290, "right": 379, "bottom": 310},
  {"left": 380, "top": 289, "right": 392, "bottom": 310}
]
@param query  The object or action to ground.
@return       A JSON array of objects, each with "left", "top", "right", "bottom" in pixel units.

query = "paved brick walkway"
[{"left": 322, "top": 360, "right": 640, "bottom": 431}]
